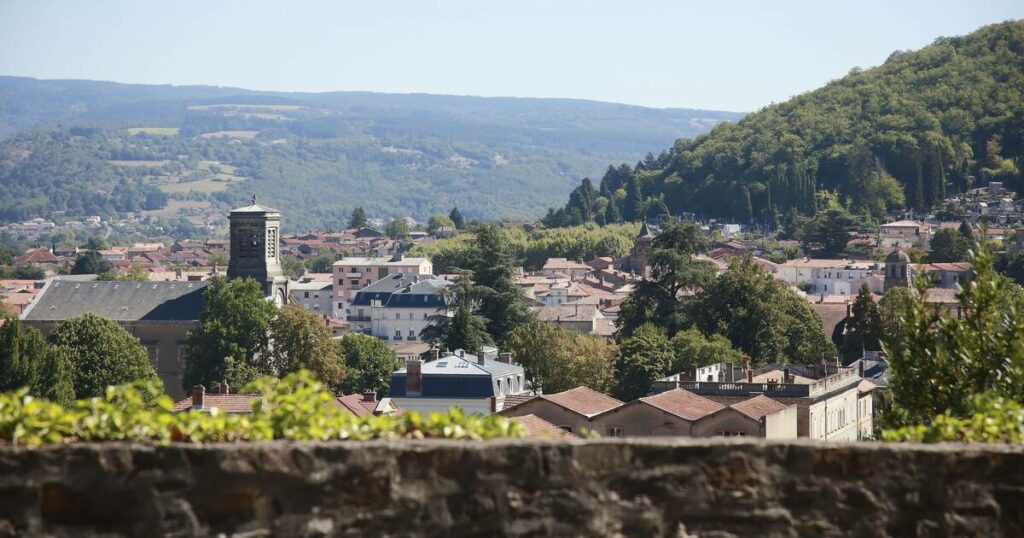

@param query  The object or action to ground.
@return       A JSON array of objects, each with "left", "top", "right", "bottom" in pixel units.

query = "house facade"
[
  {"left": 331, "top": 254, "right": 433, "bottom": 318},
  {"left": 348, "top": 273, "right": 450, "bottom": 343},
  {"left": 388, "top": 349, "right": 529, "bottom": 414}
]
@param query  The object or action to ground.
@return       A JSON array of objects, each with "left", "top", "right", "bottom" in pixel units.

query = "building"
[
  {"left": 533, "top": 303, "right": 609, "bottom": 335},
  {"left": 289, "top": 278, "right": 333, "bottom": 315},
  {"left": 348, "top": 273, "right": 450, "bottom": 343},
  {"left": 175, "top": 385, "right": 401, "bottom": 417},
  {"left": 883, "top": 248, "right": 910, "bottom": 291},
  {"left": 331, "top": 254, "right": 433, "bottom": 318},
  {"left": 499, "top": 386, "right": 623, "bottom": 436},
  {"left": 23, "top": 199, "right": 289, "bottom": 400},
  {"left": 879, "top": 220, "right": 930, "bottom": 250},
  {"left": 388, "top": 349, "right": 528, "bottom": 414},
  {"left": 776, "top": 259, "right": 882, "bottom": 295},
  {"left": 589, "top": 389, "right": 797, "bottom": 439},
  {"left": 656, "top": 367, "right": 864, "bottom": 441},
  {"left": 540, "top": 258, "right": 591, "bottom": 281}
]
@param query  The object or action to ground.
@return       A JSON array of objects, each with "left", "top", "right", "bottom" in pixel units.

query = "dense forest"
[
  {"left": 545, "top": 21, "right": 1024, "bottom": 228},
  {"left": 0, "top": 77, "right": 740, "bottom": 230}
]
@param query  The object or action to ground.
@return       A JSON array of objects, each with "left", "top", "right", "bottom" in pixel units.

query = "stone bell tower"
[{"left": 227, "top": 195, "right": 288, "bottom": 306}]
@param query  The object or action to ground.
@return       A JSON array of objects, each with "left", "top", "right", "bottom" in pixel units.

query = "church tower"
[
  {"left": 629, "top": 220, "right": 654, "bottom": 275},
  {"left": 883, "top": 248, "right": 910, "bottom": 291},
  {"left": 228, "top": 196, "right": 288, "bottom": 306}
]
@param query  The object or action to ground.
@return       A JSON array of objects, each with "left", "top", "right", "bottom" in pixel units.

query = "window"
[
  {"left": 408, "top": 330, "right": 415, "bottom": 338},
  {"left": 607, "top": 427, "right": 623, "bottom": 438},
  {"left": 394, "top": 329, "right": 401, "bottom": 337},
  {"left": 304, "top": 292, "right": 310, "bottom": 298},
  {"left": 395, "top": 313, "right": 401, "bottom": 319},
  {"left": 423, "top": 313, "right": 428, "bottom": 320},
  {"left": 409, "top": 313, "right": 414, "bottom": 320}
]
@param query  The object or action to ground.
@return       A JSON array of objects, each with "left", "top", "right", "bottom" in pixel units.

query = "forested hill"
[
  {"left": 0, "top": 77, "right": 741, "bottom": 231},
  {"left": 545, "top": 20, "right": 1024, "bottom": 228}
]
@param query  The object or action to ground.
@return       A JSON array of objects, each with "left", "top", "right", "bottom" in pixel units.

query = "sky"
[{"left": 1, "top": 1, "right": 1022, "bottom": 112}]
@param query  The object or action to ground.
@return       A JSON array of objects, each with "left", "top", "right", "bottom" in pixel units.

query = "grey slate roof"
[
  {"left": 352, "top": 273, "right": 449, "bottom": 308},
  {"left": 21, "top": 279, "right": 207, "bottom": 322}
]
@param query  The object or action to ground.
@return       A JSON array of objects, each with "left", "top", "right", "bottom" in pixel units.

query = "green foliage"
[
  {"left": 0, "top": 370, "right": 524, "bottom": 446},
  {"left": 335, "top": 333, "right": 401, "bottom": 396},
  {"left": 617, "top": 220, "right": 714, "bottom": 336},
  {"left": 449, "top": 207, "right": 465, "bottom": 230},
  {"left": 546, "top": 21, "right": 1024, "bottom": 224},
  {"left": 427, "top": 214, "right": 455, "bottom": 233},
  {"left": 669, "top": 328, "right": 743, "bottom": 373},
  {"left": 49, "top": 313, "right": 159, "bottom": 398},
  {"left": 348, "top": 207, "right": 367, "bottom": 229},
  {"left": 841, "top": 284, "right": 882, "bottom": 362},
  {"left": 0, "top": 317, "right": 76, "bottom": 406},
  {"left": 34, "top": 346, "right": 75, "bottom": 406},
  {"left": 882, "top": 392, "right": 1024, "bottom": 443},
  {"left": 420, "top": 273, "right": 492, "bottom": 352},
  {"left": 266, "top": 304, "right": 344, "bottom": 386},
  {"left": 70, "top": 250, "right": 113, "bottom": 275},
  {"left": 689, "top": 256, "right": 837, "bottom": 365},
  {"left": 800, "top": 208, "right": 859, "bottom": 256},
  {"left": 505, "top": 321, "right": 617, "bottom": 394},
  {"left": 385, "top": 218, "right": 409, "bottom": 239},
  {"left": 882, "top": 245, "right": 1024, "bottom": 429},
  {"left": 614, "top": 323, "right": 674, "bottom": 400},
  {"left": 996, "top": 250, "right": 1024, "bottom": 286},
  {"left": 182, "top": 276, "right": 277, "bottom": 392},
  {"left": 928, "top": 228, "right": 971, "bottom": 263}
]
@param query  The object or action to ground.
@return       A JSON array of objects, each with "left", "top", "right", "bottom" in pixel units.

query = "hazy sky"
[{"left": 2, "top": 1, "right": 1022, "bottom": 111}]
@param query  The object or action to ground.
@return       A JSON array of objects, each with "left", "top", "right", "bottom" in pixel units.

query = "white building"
[
  {"left": 348, "top": 273, "right": 450, "bottom": 344},
  {"left": 289, "top": 278, "right": 333, "bottom": 315},
  {"left": 878, "top": 220, "right": 931, "bottom": 250},
  {"left": 776, "top": 259, "right": 883, "bottom": 295},
  {"left": 331, "top": 253, "right": 433, "bottom": 318}
]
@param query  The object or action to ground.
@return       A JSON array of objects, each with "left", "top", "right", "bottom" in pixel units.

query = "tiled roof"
[
  {"left": 542, "top": 387, "right": 622, "bottom": 418},
  {"left": 21, "top": 279, "right": 207, "bottom": 322},
  {"left": 511, "top": 414, "right": 576, "bottom": 438},
  {"left": 333, "top": 394, "right": 378, "bottom": 417},
  {"left": 501, "top": 393, "right": 536, "bottom": 409},
  {"left": 533, "top": 304, "right": 600, "bottom": 322},
  {"left": 730, "top": 395, "right": 787, "bottom": 420},
  {"left": 16, "top": 247, "right": 59, "bottom": 265},
  {"left": 637, "top": 388, "right": 725, "bottom": 421},
  {"left": 172, "top": 394, "right": 259, "bottom": 413}
]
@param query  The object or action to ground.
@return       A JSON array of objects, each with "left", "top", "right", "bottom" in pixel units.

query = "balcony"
[{"left": 346, "top": 315, "right": 371, "bottom": 322}]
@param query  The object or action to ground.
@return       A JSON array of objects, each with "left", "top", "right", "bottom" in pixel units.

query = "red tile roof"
[
  {"left": 543, "top": 387, "right": 623, "bottom": 418},
  {"left": 638, "top": 389, "right": 725, "bottom": 421},
  {"left": 333, "top": 393, "right": 379, "bottom": 417},
  {"left": 729, "top": 395, "right": 787, "bottom": 420},
  {"left": 16, "top": 247, "right": 59, "bottom": 265},
  {"left": 511, "top": 414, "right": 577, "bottom": 438}
]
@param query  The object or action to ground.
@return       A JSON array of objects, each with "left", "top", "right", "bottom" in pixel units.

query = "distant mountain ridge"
[{"left": 0, "top": 77, "right": 742, "bottom": 230}]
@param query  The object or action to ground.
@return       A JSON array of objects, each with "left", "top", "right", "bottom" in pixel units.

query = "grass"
[
  {"left": 198, "top": 130, "right": 260, "bottom": 139},
  {"left": 143, "top": 199, "right": 212, "bottom": 218},
  {"left": 125, "top": 127, "right": 180, "bottom": 136},
  {"left": 158, "top": 177, "right": 243, "bottom": 194}
]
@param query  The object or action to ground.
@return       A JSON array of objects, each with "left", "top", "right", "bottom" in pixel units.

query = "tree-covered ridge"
[
  {"left": 0, "top": 77, "right": 741, "bottom": 229},
  {"left": 547, "top": 20, "right": 1024, "bottom": 226}
]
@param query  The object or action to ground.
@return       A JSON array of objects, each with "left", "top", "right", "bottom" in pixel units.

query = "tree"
[
  {"left": 800, "top": 208, "right": 858, "bottom": 256},
  {"left": 427, "top": 214, "right": 455, "bottom": 234},
  {"left": 336, "top": 333, "right": 401, "bottom": 396},
  {"left": 266, "top": 305, "right": 344, "bottom": 386},
  {"left": 71, "top": 251, "right": 113, "bottom": 275},
  {"left": 624, "top": 176, "right": 643, "bottom": 221},
  {"left": 878, "top": 286, "right": 915, "bottom": 343},
  {"left": 669, "top": 328, "right": 743, "bottom": 373},
  {"left": 617, "top": 219, "right": 714, "bottom": 337},
  {"left": 958, "top": 220, "right": 975, "bottom": 245},
  {"left": 182, "top": 276, "right": 277, "bottom": 392},
  {"left": 929, "top": 228, "right": 971, "bottom": 263},
  {"left": 386, "top": 218, "right": 409, "bottom": 239},
  {"left": 208, "top": 251, "right": 230, "bottom": 267},
  {"left": 281, "top": 255, "right": 306, "bottom": 279},
  {"left": 614, "top": 323, "right": 674, "bottom": 400},
  {"left": 420, "top": 274, "right": 492, "bottom": 352},
  {"left": 996, "top": 250, "right": 1024, "bottom": 286},
  {"left": 0, "top": 315, "right": 43, "bottom": 393},
  {"left": 449, "top": 207, "right": 465, "bottom": 230},
  {"left": 84, "top": 237, "right": 109, "bottom": 251},
  {"left": 883, "top": 245, "right": 1024, "bottom": 429},
  {"left": 11, "top": 265, "right": 45, "bottom": 279},
  {"left": 689, "top": 256, "right": 836, "bottom": 365},
  {"left": 349, "top": 207, "right": 367, "bottom": 229},
  {"left": 840, "top": 284, "right": 882, "bottom": 362},
  {"left": 49, "top": 313, "right": 159, "bottom": 398},
  {"left": 469, "top": 225, "right": 533, "bottom": 345},
  {"left": 505, "top": 321, "right": 617, "bottom": 394},
  {"left": 861, "top": 171, "right": 905, "bottom": 218},
  {"left": 34, "top": 345, "right": 75, "bottom": 406},
  {"left": 304, "top": 251, "right": 345, "bottom": 273}
]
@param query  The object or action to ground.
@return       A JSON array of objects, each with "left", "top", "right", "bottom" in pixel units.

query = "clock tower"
[{"left": 227, "top": 195, "right": 288, "bottom": 306}]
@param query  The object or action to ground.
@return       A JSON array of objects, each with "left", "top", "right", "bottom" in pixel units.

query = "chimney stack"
[
  {"left": 406, "top": 360, "right": 422, "bottom": 395},
  {"left": 783, "top": 366, "right": 790, "bottom": 384},
  {"left": 427, "top": 347, "right": 440, "bottom": 362},
  {"left": 218, "top": 380, "right": 229, "bottom": 395},
  {"left": 747, "top": 369, "right": 753, "bottom": 383},
  {"left": 858, "top": 360, "right": 865, "bottom": 378},
  {"left": 497, "top": 352, "right": 513, "bottom": 364},
  {"left": 192, "top": 385, "right": 205, "bottom": 409},
  {"left": 477, "top": 348, "right": 486, "bottom": 365},
  {"left": 362, "top": 390, "right": 377, "bottom": 402}
]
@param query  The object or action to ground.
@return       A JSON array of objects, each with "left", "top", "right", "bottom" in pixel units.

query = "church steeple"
[{"left": 227, "top": 197, "right": 288, "bottom": 306}]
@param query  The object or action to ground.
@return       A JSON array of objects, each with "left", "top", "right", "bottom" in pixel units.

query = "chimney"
[
  {"left": 858, "top": 360, "right": 865, "bottom": 378},
  {"left": 427, "top": 347, "right": 440, "bottom": 362},
  {"left": 741, "top": 355, "right": 750, "bottom": 371},
  {"left": 219, "top": 381, "right": 230, "bottom": 395},
  {"left": 846, "top": 301, "right": 852, "bottom": 319},
  {"left": 747, "top": 369, "right": 753, "bottom": 382},
  {"left": 362, "top": 390, "right": 377, "bottom": 402},
  {"left": 406, "top": 360, "right": 422, "bottom": 395},
  {"left": 192, "top": 385, "right": 205, "bottom": 409},
  {"left": 477, "top": 348, "right": 486, "bottom": 365},
  {"left": 783, "top": 366, "right": 790, "bottom": 384},
  {"left": 497, "top": 352, "right": 513, "bottom": 364}
]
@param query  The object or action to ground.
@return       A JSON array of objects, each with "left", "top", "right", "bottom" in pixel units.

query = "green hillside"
[
  {"left": 0, "top": 78, "right": 741, "bottom": 231},
  {"left": 545, "top": 20, "right": 1024, "bottom": 227}
]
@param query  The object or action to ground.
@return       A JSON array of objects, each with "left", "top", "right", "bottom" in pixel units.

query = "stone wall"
[{"left": 1, "top": 439, "right": 1022, "bottom": 537}]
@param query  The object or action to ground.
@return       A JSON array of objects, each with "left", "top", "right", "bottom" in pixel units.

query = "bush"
[
  {"left": 882, "top": 393, "right": 1024, "bottom": 443},
  {"left": 0, "top": 370, "right": 524, "bottom": 446}
]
